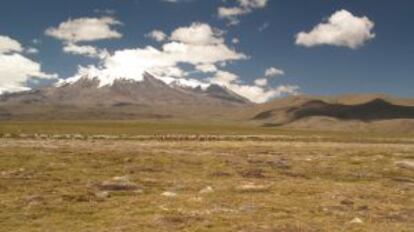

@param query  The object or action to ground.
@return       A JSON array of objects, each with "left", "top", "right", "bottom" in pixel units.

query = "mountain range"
[{"left": 1, "top": 72, "right": 413, "bottom": 133}]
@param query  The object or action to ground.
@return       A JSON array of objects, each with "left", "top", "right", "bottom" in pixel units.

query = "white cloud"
[
  {"left": 63, "top": 43, "right": 108, "bottom": 58},
  {"left": 25, "top": 47, "right": 39, "bottom": 54},
  {"left": 273, "top": 85, "right": 300, "bottom": 96},
  {"left": 195, "top": 64, "right": 217, "bottom": 73},
  {"left": 218, "top": 0, "right": 268, "bottom": 25},
  {"left": 163, "top": 41, "right": 247, "bottom": 64},
  {"left": 238, "top": 0, "right": 268, "bottom": 8},
  {"left": 0, "top": 53, "right": 57, "bottom": 94},
  {"left": 295, "top": 9, "right": 375, "bottom": 49},
  {"left": 45, "top": 17, "right": 122, "bottom": 43},
  {"left": 218, "top": 6, "right": 247, "bottom": 18},
  {"left": 254, "top": 78, "right": 267, "bottom": 86},
  {"left": 0, "top": 35, "right": 23, "bottom": 54},
  {"left": 265, "top": 67, "right": 284, "bottom": 77},
  {"left": 232, "top": 38, "right": 240, "bottom": 44},
  {"left": 65, "top": 40, "right": 246, "bottom": 85},
  {"left": 0, "top": 35, "right": 57, "bottom": 94},
  {"left": 229, "top": 85, "right": 274, "bottom": 103},
  {"left": 146, "top": 30, "right": 167, "bottom": 42},
  {"left": 206, "top": 70, "right": 299, "bottom": 103},
  {"left": 170, "top": 22, "right": 224, "bottom": 45},
  {"left": 228, "top": 83, "right": 299, "bottom": 104},
  {"left": 63, "top": 22, "right": 245, "bottom": 83},
  {"left": 46, "top": 17, "right": 122, "bottom": 59},
  {"left": 210, "top": 70, "right": 239, "bottom": 84},
  {"left": 151, "top": 66, "right": 187, "bottom": 78}
]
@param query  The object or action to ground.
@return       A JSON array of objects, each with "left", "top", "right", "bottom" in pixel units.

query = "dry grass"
[{"left": 0, "top": 134, "right": 413, "bottom": 231}]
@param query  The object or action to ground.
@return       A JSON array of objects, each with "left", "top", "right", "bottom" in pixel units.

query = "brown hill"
[{"left": 250, "top": 95, "right": 414, "bottom": 132}]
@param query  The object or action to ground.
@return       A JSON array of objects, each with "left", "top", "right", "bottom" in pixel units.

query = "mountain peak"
[{"left": 0, "top": 71, "right": 250, "bottom": 110}]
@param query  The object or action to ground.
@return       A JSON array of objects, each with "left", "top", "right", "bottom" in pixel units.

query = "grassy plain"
[{"left": 0, "top": 121, "right": 413, "bottom": 231}]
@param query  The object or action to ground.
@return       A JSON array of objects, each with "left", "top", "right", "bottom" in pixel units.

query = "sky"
[{"left": 0, "top": 0, "right": 413, "bottom": 103}]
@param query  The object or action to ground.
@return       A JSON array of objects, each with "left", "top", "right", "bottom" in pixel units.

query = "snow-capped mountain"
[{"left": 0, "top": 72, "right": 249, "bottom": 109}]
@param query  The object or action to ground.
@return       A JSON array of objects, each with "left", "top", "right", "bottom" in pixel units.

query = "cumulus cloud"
[
  {"left": 146, "top": 30, "right": 167, "bottom": 42},
  {"left": 238, "top": 0, "right": 268, "bottom": 8},
  {"left": 195, "top": 64, "right": 218, "bottom": 73},
  {"left": 0, "top": 35, "right": 57, "bottom": 94},
  {"left": 46, "top": 16, "right": 123, "bottom": 59},
  {"left": 205, "top": 70, "right": 299, "bottom": 103},
  {"left": 63, "top": 22, "right": 246, "bottom": 88},
  {"left": 218, "top": 0, "right": 268, "bottom": 25},
  {"left": 45, "top": 17, "right": 122, "bottom": 43},
  {"left": 170, "top": 22, "right": 224, "bottom": 45},
  {"left": 227, "top": 82, "right": 299, "bottom": 104},
  {"left": 0, "top": 54, "right": 57, "bottom": 94},
  {"left": 254, "top": 78, "right": 267, "bottom": 86},
  {"left": 66, "top": 40, "right": 246, "bottom": 86},
  {"left": 231, "top": 84, "right": 299, "bottom": 103},
  {"left": 265, "top": 67, "right": 284, "bottom": 77},
  {"left": 210, "top": 70, "right": 239, "bottom": 84},
  {"left": 162, "top": 42, "right": 246, "bottom": 64},
  {"left": 63, "top": 43, "right": 108, "bottom": 58},
  {"left": 0, "top": 35, "right": 23, "bottom": 54},
  {"left": 218, "top": 7, "right": 246, "bottom": 19},
  {"left": 295, "top": 9, "right": 375, "bottom": 49}
]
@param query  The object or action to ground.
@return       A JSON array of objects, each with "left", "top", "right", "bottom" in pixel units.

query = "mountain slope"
[
  {"left": 0, "top": 72, "right": 250, "bottom": 106},
  {"left": 287, "top": 98, "right": 414, "bottom": 122},
  {"left": 250, "top": 96, "right": 414, "bottom": 132},
  {"left": 0, "top": 72, "right": 250, "bottom": 120}
]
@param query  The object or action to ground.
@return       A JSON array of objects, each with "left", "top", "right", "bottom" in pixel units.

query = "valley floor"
[{"left": 0, "top": 129, "right": 413, "bottom": 231}]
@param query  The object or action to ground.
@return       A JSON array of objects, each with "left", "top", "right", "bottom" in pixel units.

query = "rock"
[
  {"left": 95, "top": 191, "right": 110, "bottom": 199},
  {"left": 340, "top": 199, "right": 354, "bottom": 206},
  {"left": 123, "top": 157, "right": 133, "bottom": 163},
  {"left": 395, "top": 160, "right": 414, "bottom": 171},
  {"left": 357, "top": 205, "right": 369, "bottom": 211},
  {"left": 112, "top": 176, "right": 130, "bottom": 182},
  {"left": 236, "top": 183, "right": 271, "bottom": 192},
  {"left": 350, "top": 217, "right": 363, "bottom": 224},
  {"left": 98, "top": 181, "right": 139, "bottom": 191},
  {"left": 199, "top": 186, "right": 214, "bottom": 194},
  {"left": 2, "top": 133, "right": 12, "bottom": 138},
  {"left": 269, "top": 159, "right": 291, "bottom": 170},
  {"left": 134, "top": 189, "right": 144, "bottom": 194},
  {"left": 162, "top": 191, "right": 177, "bottom": 197},
  {"left": 24, "top": 195, "right": 44, "bottom": 206},
  {"left": 239, "top": 169, "right": 266, "bottom": 178}
]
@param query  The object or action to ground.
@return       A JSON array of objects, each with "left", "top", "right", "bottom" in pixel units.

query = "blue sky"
[{"left": 0, "top": 0, "right": 413, "bottom": 102}]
